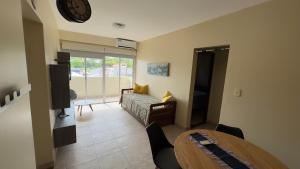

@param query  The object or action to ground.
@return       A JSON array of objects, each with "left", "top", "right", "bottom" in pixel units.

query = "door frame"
[{"left": 187, "top": 45, "right": 230, "bottom": 128}]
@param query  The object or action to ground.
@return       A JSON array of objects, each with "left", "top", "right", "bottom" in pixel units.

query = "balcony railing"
[{"left": 70, "top": 76, "right": 132, "bottom": 103}]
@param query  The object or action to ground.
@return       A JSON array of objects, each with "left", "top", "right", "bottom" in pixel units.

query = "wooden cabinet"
[{"left": 53, "top": 103, "right": 76, "bottom": 148}]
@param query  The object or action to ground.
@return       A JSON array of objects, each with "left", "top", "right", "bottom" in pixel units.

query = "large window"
[
  {"left": 86, "top": 58, "right": 104, "bottom": 102},
  {"left": 70, "top": 54, "right": 134, "bottom": 103},
  {"left": 70, "top": 57, "right": 86, "bottom": 100},
  {"left": 120, "top": 58, "right": 134, "bottom": 90},
  {"left": 105, "top": 56, "right": 120, "bottom": 102}
]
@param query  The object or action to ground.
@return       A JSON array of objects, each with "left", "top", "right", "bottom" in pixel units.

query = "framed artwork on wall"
[{"left": 147, "top": 63, "right": 169, "bottom": 76}]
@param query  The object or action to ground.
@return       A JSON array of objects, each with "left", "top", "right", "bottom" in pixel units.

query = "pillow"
[
  {"left": 133, "top": 83, "right": 149, "bottom": 94},
  {"left": 139, "top": 85, "right": 149, "bottom": 94},
  {"left": 162, "top": 91, "right": 173, "bottom": 102},
  {"left": 162, "top": 90, "right": 172, "bottom": 98},
  {"left": 162, "top": 95, "right": 173, "bottom": 102},
  {"left": 133, "top": 83, "right": 141, "bottom": 93}
]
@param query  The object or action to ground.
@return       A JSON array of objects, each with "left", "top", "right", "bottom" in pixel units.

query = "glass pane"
[
  {"left": 105, "top": 56, "right": 120, "bottom": 102},
  {"left": 86, "top": 58, "right": 104, "bottom": 103},
  {"left": 120, "top": 58, "right": 133, "bottom": 90},
  {"left": 70, "top": 57, "right": 85, "bottom": 100}
]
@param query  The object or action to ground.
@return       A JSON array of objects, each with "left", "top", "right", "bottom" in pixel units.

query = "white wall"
[
  {"left": 207, "top": 50, "right": 228, "bottom": 124},
  {"left": 137, "top": 0, "right": 300, "bottom": 168}
]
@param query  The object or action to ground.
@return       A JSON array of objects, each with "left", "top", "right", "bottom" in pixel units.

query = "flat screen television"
[{"left": 50, "top": 64, "right": 70, "bottom": 118}]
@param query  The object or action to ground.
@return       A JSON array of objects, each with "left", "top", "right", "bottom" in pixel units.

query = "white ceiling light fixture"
[{"left": 112, "top": 22, "right": 126, "bottom": 29}]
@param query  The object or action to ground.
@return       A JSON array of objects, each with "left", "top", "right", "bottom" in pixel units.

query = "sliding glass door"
[
  {"left": 105, "top": 56, "right": 120, "bottom": 102},
  {"left": 70, "top": 53, "right": 134, "bottom": 103},
  {"left": 86, "top": 58, "right": 104, "bottom": 103},
  {"left": 120, "top": 58, "right": 134, "bottom": 90},
  {"left": 70, "top": 57, "right": 86, "bottom": 100}
]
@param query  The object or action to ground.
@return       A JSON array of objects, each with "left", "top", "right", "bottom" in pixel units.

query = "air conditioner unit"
[{"left": 116, "top": 38, "right": 137, "bottom": 50}]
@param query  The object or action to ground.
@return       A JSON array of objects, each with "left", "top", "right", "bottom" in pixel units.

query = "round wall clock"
[{"left": 56, "top": 0, "right": 92, "bottom": 23}]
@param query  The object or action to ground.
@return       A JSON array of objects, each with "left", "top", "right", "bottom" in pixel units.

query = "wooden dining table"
[{"left": 174, "top": 129, "right": 288, "bottom": 169}]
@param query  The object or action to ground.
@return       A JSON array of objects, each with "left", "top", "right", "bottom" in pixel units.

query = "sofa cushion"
[
  {"left": 162, "top": 90, "right": 172, "bottom": 98},
  {"left": 133, "top": 83, "right": 149, "bottom": 94},
  {"left": 162, "top": 96, "right": 173, "bottom": 102}
]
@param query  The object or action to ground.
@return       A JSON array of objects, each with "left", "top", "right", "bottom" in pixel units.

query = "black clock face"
[{"left": 57, "top": 0, "right": 92, "bottom": 23}]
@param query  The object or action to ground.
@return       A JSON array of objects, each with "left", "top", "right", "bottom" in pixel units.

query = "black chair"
[
  {"left": 216, "top": 124, "right": 244, "bottom": 139},
  {"left": 146, "top": 122, "right": 181, "bottom": 169}
]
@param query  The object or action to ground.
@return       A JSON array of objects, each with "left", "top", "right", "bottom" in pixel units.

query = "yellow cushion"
[
  {"left": 163, "top": 91, "right": 172, "bottom": 98},
  {"left": 162, "top": 95, "right": 173, "bottom": 102},
  {"left": 139, "top": 85, "right": 148, "bottom": 94},
  {"left": 133, "top": 83, "right": 141, "bottom": 93},
  {"left": 133, "top": 83, "right": 149, "bottom": 94}
]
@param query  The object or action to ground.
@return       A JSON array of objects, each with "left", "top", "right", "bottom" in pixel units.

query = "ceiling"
[{"left": 50, "top": 0, "right": 269, "bottom": 41}]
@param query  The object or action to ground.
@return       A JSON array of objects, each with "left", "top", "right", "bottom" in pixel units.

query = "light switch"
[{"left": 233, "top": 88, "right": 242, "bottom": 97}]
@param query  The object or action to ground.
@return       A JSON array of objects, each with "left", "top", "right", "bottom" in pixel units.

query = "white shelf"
[{"left": 0, "top": 84, "right": 31, "bottom": 114}]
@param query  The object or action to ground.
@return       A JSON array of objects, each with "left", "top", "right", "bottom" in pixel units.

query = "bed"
[{"left": 120, "top": 88, "right": 176, "bottom": 126}]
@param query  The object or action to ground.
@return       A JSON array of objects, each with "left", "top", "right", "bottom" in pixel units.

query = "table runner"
[{"left": 189, "top": 132, "right": 254, "bottom": 169}]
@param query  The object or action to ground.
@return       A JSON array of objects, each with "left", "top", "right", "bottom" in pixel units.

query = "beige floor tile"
[
  {"left": 122, "top": 144, "right": 152, "bottom": 164},
  {"left": 105, "top": 120, "right": 129, "bottom": 129},
  {"left": 92, "top": 130, "right": 115, "bottom": 144},
  {"left": 55, "top": 103, "right": 185, "bottom": 169},
  {"left": 129, "top": 159, "right": 156, "bottom": 169},
  {"left": 57, "top": 134, "right": 95, "bottom": 152},
  {"left": 89, "top": 123, "right": 110, "bottom": 132},
  {"left": 163, "top": 125, "right": 186, "bottom": 144},
  {"left": 58, "top": 146, "right": 97, "bottom": 168},
  {"left": 93, "top": 140, "right": 121, "bottom": 157},
  {"left": 76, "top": 134, "right": 95, "bottom": 147},
  {"left": 116, "top": 133, "right": 149, "bottom": 149},
  {"left": 66, "top": 159, "right": 100, "bottom": 169},
  {"left": 111, "top": 126, "right": 144, "bottom": 138},
  {"left": 76, "top": 125, "right": 92, "bottom": 136},
  {"left": 98, "top": 152, "right": 131, "bottom": 169}
]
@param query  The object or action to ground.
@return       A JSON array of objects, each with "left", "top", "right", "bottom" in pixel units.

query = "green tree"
[
  {"left": 70, "top": 57, "right": 84, "bottom": 68},
  {"left": 71, "top": 57, "right": 133, "bottom": 69}
]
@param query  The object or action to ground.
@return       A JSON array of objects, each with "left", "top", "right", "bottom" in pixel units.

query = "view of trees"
[{"left": 70, "top": 56, "right": 133, "bottom": 77}]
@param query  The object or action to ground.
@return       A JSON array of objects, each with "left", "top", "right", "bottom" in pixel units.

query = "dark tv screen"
[{"left": 50, "top": 64, "right": 70, "bottom": 109}]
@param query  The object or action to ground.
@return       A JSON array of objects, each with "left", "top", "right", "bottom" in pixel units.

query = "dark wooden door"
[{"left": 191, "top": 51, "right": 215, "bottom": 126}]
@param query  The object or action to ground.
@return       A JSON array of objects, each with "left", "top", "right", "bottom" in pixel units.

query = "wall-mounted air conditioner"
[{"left": 116, "top": 38, "right": 137, "bottom": 50}]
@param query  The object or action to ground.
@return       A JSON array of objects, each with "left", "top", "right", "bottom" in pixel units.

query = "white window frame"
[{"left": 67, "top": 50, "right": 135, "bottom": 103}]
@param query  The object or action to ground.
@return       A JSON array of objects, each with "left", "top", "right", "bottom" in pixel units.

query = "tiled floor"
[{"left": 54, "top": 102, "right": 185, "bottom": 169}]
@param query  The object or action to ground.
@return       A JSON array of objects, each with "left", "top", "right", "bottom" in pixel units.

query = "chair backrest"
[
  {"left": 216, "top": 124, "right": 244, "bottom": 139},
  {"left": 146, "top": 122, "right": 173, "bottom": 159},
  {"left": 70, "top": 89, "right": 77, "bottom": 100}
]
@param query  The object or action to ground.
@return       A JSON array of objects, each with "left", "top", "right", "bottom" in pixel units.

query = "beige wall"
[
  {"left": 23, "top": 19, "right": 54, "bottom": 169},
  {"left": 23, "top": 0, "right": 60, "bottom": 168},
  {"left": 60, "top": 30, "right": 116, "bottom": 47},
  {"left": 207, "top": 50, "right": 228, "bottom": 124},
  {"left": 29, "top": 0, "right": 60, "bottom": 130},
  {"left": 136, "top": 0, "right": 300, "bottom": 168},
  {"left": 0, "top": 0, "right": 36, "bottom": 169}
]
